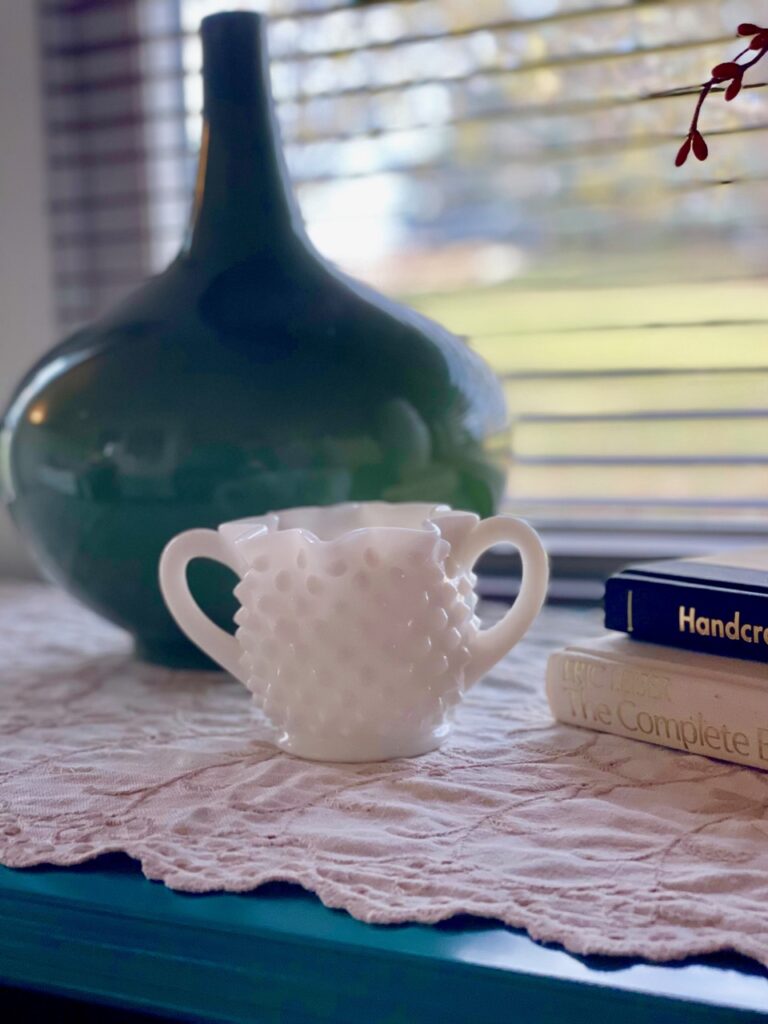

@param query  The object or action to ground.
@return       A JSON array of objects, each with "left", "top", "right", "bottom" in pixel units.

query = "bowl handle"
[
  {"left": 456, "top": 516, "right": 549, "bottom": 686},
  {"left": 159, "top": 529, "right": 246, "bottom": 682}
]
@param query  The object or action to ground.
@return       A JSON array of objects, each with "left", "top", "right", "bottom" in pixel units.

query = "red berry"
[
  {"left": 692, "top": 131, "right": 709, "bottom": 161},
  {"left": 711, "top": 61, "right": 741, "bottom": 79},
  {"left": 675, "top": 138, "right": 692, "bottom": 167},
  {"left": 725, "top": 76, "right": 743, "bottom": 101},
  {"left": 738, "top": 23, "right": 762, "bottom": 36},
  {"left": 749, "top": 31, "right": 768, "bottom": 49}
]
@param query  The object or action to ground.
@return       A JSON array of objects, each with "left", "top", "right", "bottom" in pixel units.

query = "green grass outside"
[{"left": 409, "top": 281, "right": 768, "bottom": 503}]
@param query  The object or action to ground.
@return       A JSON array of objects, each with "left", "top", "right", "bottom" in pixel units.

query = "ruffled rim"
[{"left": 218, "top": 501, "right": 476, "bottom": 548}]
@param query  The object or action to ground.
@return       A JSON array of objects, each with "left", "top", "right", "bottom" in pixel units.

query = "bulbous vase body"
[{"left": 1, "top": 12, "right": 508, "bottom": 665}]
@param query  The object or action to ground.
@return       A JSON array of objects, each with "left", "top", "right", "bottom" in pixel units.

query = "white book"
[{"left": 546, "top": 635, "right": 768, "bottom": 770}]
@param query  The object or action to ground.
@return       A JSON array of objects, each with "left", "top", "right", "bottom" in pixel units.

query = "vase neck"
[{"left": 186, "top": 12, "right": 302, "bottom": 261}]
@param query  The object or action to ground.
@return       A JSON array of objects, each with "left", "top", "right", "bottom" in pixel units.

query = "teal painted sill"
[{"left": 0, "top": 856, "right": 766, "bottom": 1023}]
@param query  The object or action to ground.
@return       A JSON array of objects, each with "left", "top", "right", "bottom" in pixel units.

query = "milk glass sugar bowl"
[{"left": 159, "top": 503, "right": 548, "bottom": 761}]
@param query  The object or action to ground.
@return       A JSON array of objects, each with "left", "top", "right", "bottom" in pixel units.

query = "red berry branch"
[{"left": 676, "top": 22, "right": 768, "bottom": 166}]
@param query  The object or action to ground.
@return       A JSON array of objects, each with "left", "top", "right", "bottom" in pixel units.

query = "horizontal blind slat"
[
  {"left": 517, "top": 455, "right": 768, "bottom": 465},
  {"left": 44, "top": 82, "right": 768, "bottom": 148},
  {"left": 518, "top": 409, "right": 768, "bottom": 423},
  {"left": 44, "top": 124, "right": 768, "bottom": 181},
  {"left": 39, "top": 0, "right": 703, "bottom": 59},
  {"left": 503, "top": 365, "right": 768, "bottom": 379},
  {"left": 42, "top": 33, "right": 735, "bottom": 98}
]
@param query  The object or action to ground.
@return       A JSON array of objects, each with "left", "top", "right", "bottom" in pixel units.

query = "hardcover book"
[
  {"left": 604, "top": 548, "right": 768, "bottom": 663},
  {"left": 546, "top": 634, "right": 768, "bottom": 770}
]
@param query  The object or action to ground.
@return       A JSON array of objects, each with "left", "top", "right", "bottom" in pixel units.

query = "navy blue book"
[{"left": 604, "top": 549, "right": 768, "bottom": 664}]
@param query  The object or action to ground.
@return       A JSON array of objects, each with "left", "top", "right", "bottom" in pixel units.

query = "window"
[{"left": 41, "top": 0, "right": 768, "bottom": 586}]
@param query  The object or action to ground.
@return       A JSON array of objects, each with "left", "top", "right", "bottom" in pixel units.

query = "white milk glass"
[{"left": 160, "top": 503, "right": 548, "bottom": 761}]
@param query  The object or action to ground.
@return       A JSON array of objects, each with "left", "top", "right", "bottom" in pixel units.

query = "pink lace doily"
[{"left": 3, "top": 582, "right": 768, "bottom": 966}]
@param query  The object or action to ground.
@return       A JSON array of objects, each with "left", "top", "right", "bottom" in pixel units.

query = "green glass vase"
[{"left": 1, "top": 11, "right": 509, "bottom": 667}]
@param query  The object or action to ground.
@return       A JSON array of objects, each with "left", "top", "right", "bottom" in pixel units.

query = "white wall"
[{"left": 0, "top": 0, "right": 55, "bottom": 577}]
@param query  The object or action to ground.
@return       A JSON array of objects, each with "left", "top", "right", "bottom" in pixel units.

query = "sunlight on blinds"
[{"left": 43, "top": 0, "right": 768, "bottom": 524}]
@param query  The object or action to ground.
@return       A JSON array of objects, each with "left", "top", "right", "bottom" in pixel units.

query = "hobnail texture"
[
  {"left": 159, "top": 501, "right": 549, "bottom": 761},
  {"left": 233, "top": 521, "right": 477, "bottom": 760}
]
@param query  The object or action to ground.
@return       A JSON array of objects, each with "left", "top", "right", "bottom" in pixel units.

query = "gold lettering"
[
  {"left": 613, "top": 703, "right": 753, "bottom": 759},
  {"left": 594, "top": 703, "right": 612, "bottom": 725},
  {"left": 677, "top": 610, "right": 768, "bottom": 645},
  {"left": 587, "top": 662, "right": 606, "bottom": 688},
  {"left": 617, "top": 701, "right": 638, "bottom": 732},
  {"left": 758, "top": 729, "right": 768, "bottom": 761},
  {"left": 732, "top": 732, "right": 750, "bottom": 755},
  {"left": 702, "top": 725, "right": 722, "bottom": 750},
  {"left": 564, "top": 686, "right": 589, "bottom": 721},
  {"left": 726, "top": 612, "right": 741, "bottom": 641},
  {"left": 679, "top": 606, "right": 696, "bottom": 633},
  {"left": 680, "top": 718, "right": 699, "bottom": 750},
  {"left": 564, "top": 658, "right": 606, "bottom": 689},
  {"left": 722, "top": 725, "right": 736, "bottom": 754},
  {"left": 649, "top": 676, "right": 671, "bottom": 702},
  {"left": 636, "top": 711, "right": 655, "bottom": 735},
  {"left": 652, "top": 713, "right": 682, "bottom": 745},
  {"left": 611, "top": 668, "right": 671, "bottom": 702}
]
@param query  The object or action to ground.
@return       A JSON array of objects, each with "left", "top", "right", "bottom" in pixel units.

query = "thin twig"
[{"left": 676, "top": 24, "right": 768, "bottom": 165}]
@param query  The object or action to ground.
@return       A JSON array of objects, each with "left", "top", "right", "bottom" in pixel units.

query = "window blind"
[{"left": 39, "top": 0, "right": 768, "bottom": 537}]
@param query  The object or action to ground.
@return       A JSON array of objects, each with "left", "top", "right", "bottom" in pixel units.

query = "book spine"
[
  {"left": 546, "top": 650, "right": 768, "bottom": 770},
  {"left": 604, "top": 576, "right": 768, "bottom": 663}
]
